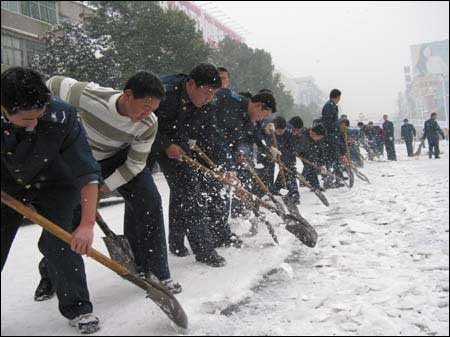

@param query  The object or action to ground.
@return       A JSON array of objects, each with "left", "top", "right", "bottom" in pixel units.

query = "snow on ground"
[{"left": 1, "top": 142, "right": 449, "bottom": 336}]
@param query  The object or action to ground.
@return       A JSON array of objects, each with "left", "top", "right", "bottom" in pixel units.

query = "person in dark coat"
[
  {"left": 422, "top": 112, "right": 445, "bottom": 159},
  {"left": 1, "top": 67, "right": 101, "bottom": 333},
  {"left": 383, "top": 114, "right": 397, "bottom": 161},
  {"left": 401, "top": 118, "right": 416, "bottom": 157},
  {"left": 270, "top": 117, "right": 300, "bottom": 206},
  {"left": 147, "top": 64, "right": 229, "bottom": 267},
  {"left": 214, "top": 88, "right": 276, "bottom": 217},
  {"left": 297, "top": 125, "right": 327, "bottom": 190},
  {"left": 321, "top": 89, "right": 346, "bottom": 187}
]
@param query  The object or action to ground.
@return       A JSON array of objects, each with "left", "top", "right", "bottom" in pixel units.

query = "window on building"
[
  {"left": 1, "top": 34, "right": 24, "bottom": 66},
  {"left": 1, "top": 33, "right": 45, "bottom": 67},
  {"left": 26, "top": 39, "right": 46, "bottom": 65},
  {"left": 20, "top": 1, "right": 58, "bottom": 24},
  {"left": 1, "top": 1, "right": 20, "bottom": 13}
]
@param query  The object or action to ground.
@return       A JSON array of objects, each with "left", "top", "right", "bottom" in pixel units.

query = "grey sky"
[{"left": 209, "top": 1, "right": 449, "bottom": 121}]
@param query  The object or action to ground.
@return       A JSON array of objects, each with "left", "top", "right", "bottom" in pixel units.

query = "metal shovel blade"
[
  {"left": 284, "top": 214, "right": 318, "bottom": 248},
  {"left": 102, "top": 235, "right": 137, "bottom": 274},
  {"left": 122, "top": 272, "right": 189, "bottom": 329}
]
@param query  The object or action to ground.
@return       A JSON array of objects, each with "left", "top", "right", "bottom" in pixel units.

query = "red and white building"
[{"left": 160, "top": 1, "right": 244, "bottom": 47}]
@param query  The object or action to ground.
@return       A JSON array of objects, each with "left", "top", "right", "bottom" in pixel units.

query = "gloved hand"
[
  {"left": 320, "top": 166, "right": 328, "bottom": 175},
  {"left": 270, "top": 146, "right": 282, "bottom": 158},
  {"left": 266, "top": 123, "right": 275, "bottom": 133}
]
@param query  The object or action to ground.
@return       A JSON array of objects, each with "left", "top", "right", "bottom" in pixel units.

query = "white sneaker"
[{"left": 69, "top": 314, "right": 100, "bottom": 334}]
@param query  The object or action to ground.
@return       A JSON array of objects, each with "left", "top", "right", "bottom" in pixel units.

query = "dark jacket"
[
  {"left": 423, "top": 119, "right": 444, "bottom": 142},
  {"left": 149, "top": 74, "right": 231, "bottom": 169},
  {"left": 1, "top": 98, "right": 101, "bottom": 198},
  {"left": 296, "top": 129, "right": 325, "bottom": 166},
  {"left": 272, "top": 129, "right": 298, "bottom": 167},
  {"left": 383, "top": 120, "right": 395, "bottom": 141},
  {"left": 214, "top": 88, "right": 264, "bottom": 164},
  {"left": 321, "top": 100, "right": 339, "bottom": 133},
  {"left": 401, "top": 123, "right": 416, "bottom": 141}
]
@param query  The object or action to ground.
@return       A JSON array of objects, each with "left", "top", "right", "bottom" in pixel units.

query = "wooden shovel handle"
[{"left": 1, "top": 191, "right": 129, "bottom": 276}]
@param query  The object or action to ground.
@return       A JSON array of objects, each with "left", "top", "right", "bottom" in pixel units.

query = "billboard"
[{"left": 411, "top": 39, "right": 449, "bottom": 78}]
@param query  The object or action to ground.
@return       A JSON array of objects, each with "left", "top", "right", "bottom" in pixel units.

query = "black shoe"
[
  {"left": 169, "top": 244, "right": 190, "bottom": 257},
  {"left": 195, "top": 251, "right": 226, "bottom": 267},
  {"left": 34, "top": 278, "right": 55, "bottom": 302}
]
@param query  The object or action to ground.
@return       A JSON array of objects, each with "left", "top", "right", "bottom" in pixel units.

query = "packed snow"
[{"left": 1, "top": 142, "right": 449, "bottom": 336}]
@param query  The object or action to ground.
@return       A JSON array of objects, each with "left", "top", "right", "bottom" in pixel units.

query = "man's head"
[
  {"left": 357, "top": 122, "right": 364, "bottom": 129},
  {"left": 1, "top": 67, "right": 51, "bottom": 128},
  {"left": 431, "top": 112, "right": 438, "bottom": 120},
  {"left": 218, "top": 67, "right": 230, "bottom": 89},
  {"left": 330, "top": 89, "right": 341, "bottom": 104},
  {"left": 340, "top": 118, "right": 350, "bottom": 129},
  {"left": 120, "top": 71, "right": 165, "bottom": 122},
  {"left": 186, "top": 63, "right": 222, "bottom": 108},
  {"left": 403, "top": 118, "right": 409, "bottom": 123},
  {"left": 383, "top": 114, "right": 389, "bottom": 121},
  {"left": 310, "top": 124, "right": 326, "bottom": 142},
  {"left": 273, "top": 116, "right": 287, "bottom": 136},
  {"left": 368, "top": 121, "right": 374, "bottom": 128},
  {"left": 247, "top": 90, "right": 277, "bottom": 123},
  {"left": 289, "top": 116, "right": 304, "bottom": 136}
]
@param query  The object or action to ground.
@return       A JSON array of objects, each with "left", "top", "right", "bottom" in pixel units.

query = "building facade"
[{"left": 1, "top": 1, "right": 93, "bottom": 67}]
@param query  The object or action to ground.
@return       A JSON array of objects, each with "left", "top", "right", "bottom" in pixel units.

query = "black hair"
[
  {"left": 330, "top": 89, "right": 341, "bottom": 99},
  {"left": 273, "top": 116, "right": 287, "bottom": 130},
  {"left": 239, "top": 91, "right": 253, "bottom": 99},
  {"left": 403, "top": 118, "right": 409, "bottom": 123},
  {"left": 311, "top": 124, "right": 327, "bottom": 136},
  {"left": 289, "top": 116, "right": 304, "bottom": 129},
  {"left": 189, "top": 63, "right": 222, "bottom": 89},
  {"left": 1, "top": 67, "right": 51, "bottom": 115},
  {"left": 431, "top": 112, "right": 437, "bottom": 118},
  {"left": 340, "top": 118, "right": 350, "bottom": 127},
  {"left": 368, "top": 121, "right": 374, "bottom": 125},
  {"left": 251, "top": 91, "right": 277, "bottom": 113},
  {"left": 217, "top": 67, "right": 229, "bottom": 73},
  {"left": 357, "top": 122, "right": 364, "bottom": 127},
  {"left": 124, "top": 71, "right": 165, "bottom": 100}
]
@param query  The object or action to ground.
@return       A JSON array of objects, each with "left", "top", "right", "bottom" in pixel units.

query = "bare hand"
[
  {"left": 226, "top": 171, "right": 242, "bottom": 188},
  {"left": 71, "top": 223, "right": 94, "bottom": 256},
  {"left": 166, "top": 144, "right": 185, "bottom": 160},
  {"left": 100, "top": 184, "right": 110, "bottom": 194}
]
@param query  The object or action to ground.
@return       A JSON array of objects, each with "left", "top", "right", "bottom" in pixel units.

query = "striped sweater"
[{"left": 47, "top": 76, "right": 158, "bottom": 191}]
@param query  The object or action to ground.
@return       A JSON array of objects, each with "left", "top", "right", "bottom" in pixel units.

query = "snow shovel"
[
  {"left": 1, "top": 191, "right": 188, "bottom": 329},
  {"left": 414, "top": 139, "right": 426, "bottom": 156},
  {"left": 189, "top": 141, "right": 279, "bottom": 245},
  {"left": 95, "top": 210, "right": 137, "bottom": 274},
  {"left": 182, "top": 154, "right": 317, "bottom": 248}
]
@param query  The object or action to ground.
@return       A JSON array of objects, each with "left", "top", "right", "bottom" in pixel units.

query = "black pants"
[
  {"left": 302, "top": 164, "right": 321, "bottom": 189},
  {"left": 2, "top": 187, "right": 92, "bottom": 320},
  {"left": 273, "top": 164, "right": 300, "bottom": 204},
  {"left": 385, "top": 140, "right": 397, "bottom": 161},
  {"left": 203, "top": 180, "right": 233, "bottom": 246},
  {"left": 405, "top": 139, "right": 414, "bottom": 157},
  {"left": 41, "top": 150, "right": 171, "bottom": 280},
  {"left": 323, "top": 133, "right": 339, "bottom": 170},
  {"left": 428, "top": 139, "right": 440, "bottom": 158},
  {"left": 158, "top": 157, "right": 215, "bottom": 258}
]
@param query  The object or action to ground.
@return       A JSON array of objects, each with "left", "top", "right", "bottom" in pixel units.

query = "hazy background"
[{"left": 213, "top": 1, "right": 449, "bottom": 121}]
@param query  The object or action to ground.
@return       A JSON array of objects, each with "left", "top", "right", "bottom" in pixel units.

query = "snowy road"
[{"left": 1, "top": 142, "right": 449, "bottom": 336}]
